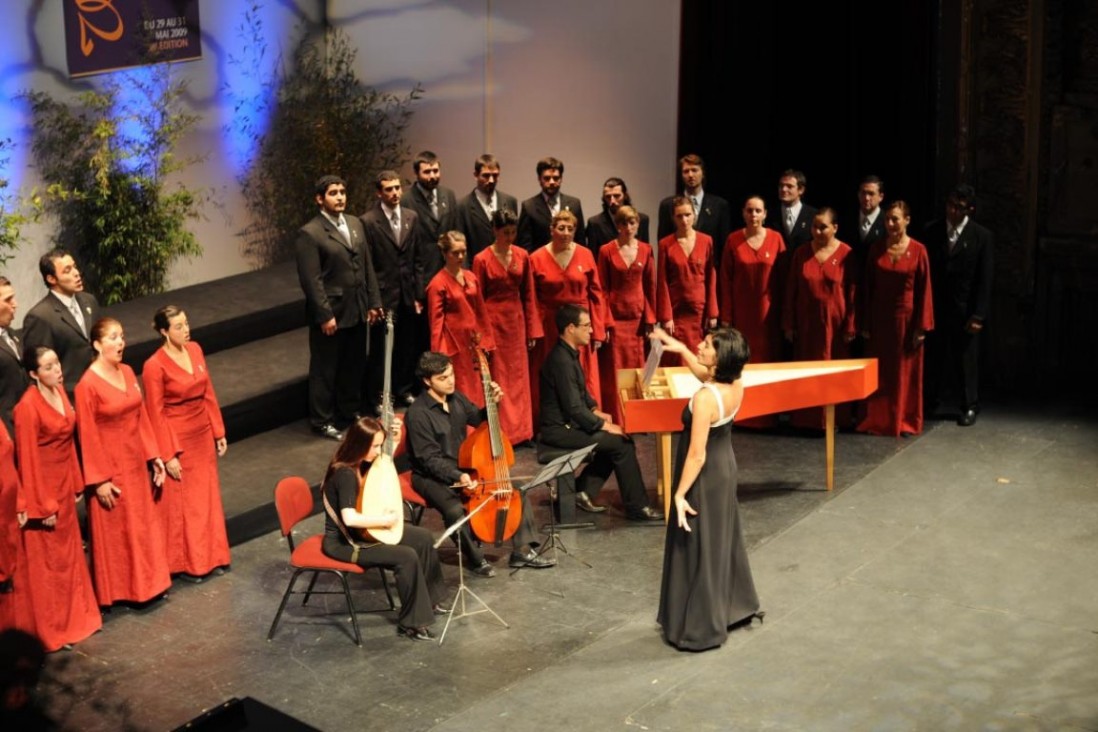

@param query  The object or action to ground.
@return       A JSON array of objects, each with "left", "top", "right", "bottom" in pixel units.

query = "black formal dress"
[
  {"left": 294, "top": 212, "right": 380, "bottom": 429},
  {"left": 21, "top": 291, "right": 100, "bottom": 396},
  {"left": 517, "top": 193, "right": 586, "bottom": 251},
  {"left": 658, "top": 383, "right": 759, "bottom": 651}
]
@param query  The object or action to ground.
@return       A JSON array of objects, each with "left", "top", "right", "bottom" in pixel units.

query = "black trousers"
[
  {"left": 308, "top": 322, "right": 367, "bottom": 429},
  {"left": 539, "top": 425, "right": 649, "bottom": 513},
  {"left": 413, "top": 474, "right": 539, "bottom": 566},
  {"left": 322, "top": 525, "right": 443, "bottom": 629},
  {"left": 926, "top": 319, "right": 981, "bottom": 411}
]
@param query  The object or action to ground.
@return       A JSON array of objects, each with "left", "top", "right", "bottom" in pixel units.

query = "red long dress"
[
  {"left": 472, "top": 247, "right": 543, "bottom": 442},
  {"left": 426, "top": 268, "right": 497, "bottom": 408},
  {"left": 857, "top": 239, "right": 934, "bottom": 436},
  {"left": 657, "top": 232, "right": 719, "bottom": 366},
  {"left": 75, "top": 365, "right": 171, "bottom": 606},
  {"left": 597, "top": 240, "right": 656, "bottom": 423},
  {"left": 528, "top": 245, "right": 607, "bottom": 415},
  {"left": 782, "top": 242, "right": 858, "bottom": 429},
  {"left": 142, "top": 342, "right": 231, "bottom": 576},
  {"left": 719, "top": 228, "right": 787, "bottom": 428},
  {"left": 0, "top": 423, "right": 36, "bottom": 638},
  {"left": 13, "top": 387, "right": 101, "bottom": 650}
]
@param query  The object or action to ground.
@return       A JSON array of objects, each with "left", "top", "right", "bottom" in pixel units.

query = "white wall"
[
  {"left": 330, "top": 0, "right": 680, "bottom": 230},
  {"left": 1, "top": 0, "right": 679, "bottom": 326}
]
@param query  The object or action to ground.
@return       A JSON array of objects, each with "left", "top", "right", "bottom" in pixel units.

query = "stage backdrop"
[{"left": 2, "top": 1, "right": 678, "bottom": 322}]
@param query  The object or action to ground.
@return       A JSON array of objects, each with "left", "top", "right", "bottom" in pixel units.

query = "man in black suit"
[
  {"left": 22, "top": 249, "right": 101, "bottom": 397},
  {"left": 295, "top": 175, "right": 381, "bottom": 440},
  {"left": 516, "top": 156, "right": 586, "bottom": 251},
  {"left": 455, "top": 154, "right": 518, "bottom": 260},
  {"left": 401, "top": 150, "right": 457, "bottom": 281},
  {"left": 586, "top": 177, "right": 651, "bottom": 254},
  {"left": 0, "top": 276, "right": 29, "bottom": 435},
  {"left": 539, "top": 304, "right": 663, "bottom": 522},
  {"left": 768, "top": 169, "right": 818, "bottom": 251},
  {"left": 362, "top": 169, "right": 426, "bottom": 409},
  {"left": 923, "top": 185, "right": 994, "bottom": 426},
  {"left": 852, "top": 175, "right": 888, "bottom": 264},
  {"left": 657, "top": 154, "right": 732, "bottom": 265}
]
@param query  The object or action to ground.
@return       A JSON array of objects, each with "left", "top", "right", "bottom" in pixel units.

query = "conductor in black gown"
[{"left": 652, "top": 327, "right": 761, "bottom": 651}]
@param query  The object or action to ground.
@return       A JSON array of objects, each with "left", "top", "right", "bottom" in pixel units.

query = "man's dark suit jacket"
[
  {"left": 516, "top": 192, "right": 586, "bottom": 251},
  {"left": 657, "top": 193, "right": 733, "bottom": 256},
  {"left": 401, "top": 183, "right": 458, "bottom": 279},
  {"left": 847, "top": 209, "right": 888, "bottom": 267},
  {"left": 923, "top": 217, "right": 994, "bottom": 325},
  {"left": 768, "top": 202, "right": 818, "bottom": 251},
  {"left": 22, "top": 291, "right": 101, "bottom": 395},
  {"left": 586, "top": 210, "right": 651, "bottom": 254},
  {"left": 361, "top": 204, "right": 426, "bottom": 309},
  {"left": 455, "top": 190, "right": 518, "bottom": 259},
  {"left": 294, "top": 213, "right": 380, "bottom": 329},
  {"left": 0, "top": 331, "right": 29, "bottom": 436}
]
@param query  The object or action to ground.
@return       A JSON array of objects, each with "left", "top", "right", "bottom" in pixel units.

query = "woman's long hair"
[{"left": 322, "top": 417, "right": 385, "bottom": 487}]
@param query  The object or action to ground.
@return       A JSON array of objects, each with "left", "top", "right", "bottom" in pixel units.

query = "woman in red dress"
[
  {"left": 471, "top": 210, "right": 542, "bottom": 442},
  {"left": 782, "top": 208, "right": 858, "bottom": 430},
  {"left": 657, "top": 196, "right": 718, "bottom": 366},
  {"left": 597, "top": 205, "right": 656, "bottom": 423},
  {"left": 426, "top": 231, "right": 496, "bottom": 408},
  {"left": 142, "top": 306, "right": 231, "bottom": 581},
  {"left": 0, "top": 422, "right": 35, "bottom": 638},
  {"left": 528, "top": 210, "right": 607, "bottom": 415},
  {"left": 857, "top": 201, "right": 934, "bottom": 436},
  {"left": 75, "top": 318, "right": 169, "bottom": 607},
  {"left": 14, "top": 347, "right": 100, "bottom": 650},
  {"left": 719, "top": 196, "right": 788, "bottom": 428}
]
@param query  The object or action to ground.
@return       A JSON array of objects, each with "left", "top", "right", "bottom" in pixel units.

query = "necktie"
[
  {"left": 70, "top": 299, "right": 87, "bottom": 338},
  {"left": 430, "top": 191, "right": 438, "bottom": 219},
  {"left": 391, "top": 210, "right": 401, "bottom": 241},
  {"left": 548, "top": 195, "right": 560, "bottom": 216},
  {"left": 691, "top": 196, "right": 700, "bottom": 215},
  {"left": 861, "top": 217, "right": 871, "bottom": 241},
  {"left": 785, "top": 208, "right": 795, "bottom": 233},
  {"left": 947, "top": 225, "right": 959, "bottom": 251},
  {"left": 1, "top": 330, "right": 18, "bottom": 359},
  {"left": 333, "top": 215, "right": 350, "bottom": 245}
]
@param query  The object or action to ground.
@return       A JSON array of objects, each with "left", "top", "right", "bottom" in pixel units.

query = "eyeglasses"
[{"left": 576, "top": 321, "right": 593, "bottom": 329}]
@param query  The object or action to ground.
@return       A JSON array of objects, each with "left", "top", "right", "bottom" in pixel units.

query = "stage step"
[
  {"left": 203, "top": 328, "right": 309, "bottom": 441},
  {"left": 108, "top": 261, "right": 305, "bottom": 369}
]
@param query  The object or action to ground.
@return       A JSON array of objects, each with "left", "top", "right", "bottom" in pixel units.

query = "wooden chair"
[{"left": 267, "top": 476, "right": 394, "bottom": 647}]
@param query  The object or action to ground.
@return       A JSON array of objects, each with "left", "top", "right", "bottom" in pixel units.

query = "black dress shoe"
[
  {"left": 397, "top": 625, "right": 435, "bottom": 641},
  {"left": 575, "top": 492, "right": 607, "bottom": 513},
  {"left": 470, "top": 560, "right": 496, "bottom": 577},
  {"left": 509, "top": 550, "right": 556, "bottom": 569},
  {"left": 625, "top": 506, "right": 665, "bottom": 522},
  {"left": 313, "top": 423, "right": 343, "bottom": 440},
  {"left": 958, "top": 408, "right": 978, "bottom": 427}
]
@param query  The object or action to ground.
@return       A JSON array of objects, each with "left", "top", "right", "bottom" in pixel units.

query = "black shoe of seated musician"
[
  {"left": 509, "top": 550, "right": 556, "bottom": 569},
  {"left": 625, "top": 506, "right": 664, "bottom": 522},
  {"left": 470, "top": 560, "right": 496, "bottom": 577},
  {"left": 575, "top": 491, "right": 607, "bottom": 513},
  {"left": 958, "top": 406, "right": 979, "bottom": 427}
]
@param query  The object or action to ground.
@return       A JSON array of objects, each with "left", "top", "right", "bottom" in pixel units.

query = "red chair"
[
  {"left": 393, "top": 421, "right": 427, "bottom": 525},
  {"left": 267, "top": 476, "right": 394, "bottom": 647}
]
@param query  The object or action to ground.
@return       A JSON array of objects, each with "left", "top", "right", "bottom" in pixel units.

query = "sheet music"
[{"left": 641, "top": 339, "right": 664, "bottom": 388}]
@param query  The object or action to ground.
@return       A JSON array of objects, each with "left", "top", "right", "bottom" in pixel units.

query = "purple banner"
[{"left": 63, "top": 0, "right": 202, "bottom": 78}]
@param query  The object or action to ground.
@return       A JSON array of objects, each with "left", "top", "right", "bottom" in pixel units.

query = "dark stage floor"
[{"left": 26, "top": 399, "right": 1098, "bottom": 731}]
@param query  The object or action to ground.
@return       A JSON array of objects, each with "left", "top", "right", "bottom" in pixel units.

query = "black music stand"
[
  {"left": 510, "top": 444, "right": 597, "bottom": 578},
  {"left": 433, "top": 498, "right": 509, "bottom": 645}
]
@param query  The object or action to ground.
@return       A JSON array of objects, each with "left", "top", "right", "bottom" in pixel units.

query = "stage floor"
[{"left": 30, "top": 400, "right": 1098, "bottom": 731}]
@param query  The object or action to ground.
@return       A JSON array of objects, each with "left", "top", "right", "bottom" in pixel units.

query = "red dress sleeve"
[
  {"left": 583, "top": 248, "right": 608, "bottom": 342},
  {"left": 75, "top": 375, "right": 115, "bottom": 487},
  {"left": 141, "top": 352, "right": 183, "bottom": 460},
  {"left": 519, "top": 251, "right": 543, "bottom": 341},
  {"left": 468, "top": 270, "right": 496, "bottom": 351},
  {"left": 596, "top": 246, "right": 617, "bottom": 331},
  {"left": 641, "top": 243, "right": 657, "bottom": 326},
  {"left": 13, "top": 392, "right": 58, "bottom": 518},
  {"left": 192, "top": 342, "right": 226, "bottom": 439},
  {"left": 656, "top": 237, "right": 674, "bottom": 323},
  {"left": 700, "top": 233, "right": 719, "bottom": 321}
]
